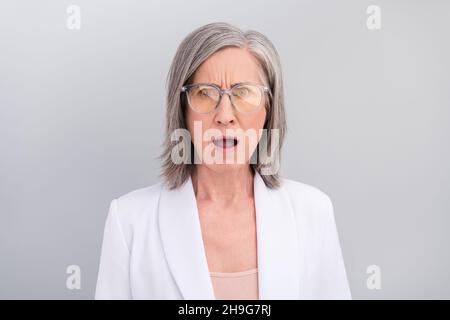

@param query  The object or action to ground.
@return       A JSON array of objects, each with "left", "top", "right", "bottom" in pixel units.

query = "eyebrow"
[{"left": 208, "top": 82, "right": 242, "bottom": 88}]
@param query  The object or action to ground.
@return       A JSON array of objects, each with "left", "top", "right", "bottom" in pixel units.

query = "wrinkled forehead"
[{"left": 192, "top": 47, "right": 265, "bottom": 88}]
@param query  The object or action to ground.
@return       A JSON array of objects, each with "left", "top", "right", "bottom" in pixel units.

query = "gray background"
[{"left": 1, "top": 0, "right": 449, "bottom": 299}]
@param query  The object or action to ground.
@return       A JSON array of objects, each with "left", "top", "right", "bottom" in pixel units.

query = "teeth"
[{"left": 213, "top": 138, "right": 236, "bottom": 148}]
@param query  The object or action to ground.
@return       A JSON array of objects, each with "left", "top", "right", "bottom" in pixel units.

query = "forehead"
[{"left": 192, "top": 47, "right": 263, "bottom": 86}]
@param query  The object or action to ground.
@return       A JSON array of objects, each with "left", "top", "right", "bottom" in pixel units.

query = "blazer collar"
[{"left": 158, "top": 171, "right": 300, "bottom": 299}]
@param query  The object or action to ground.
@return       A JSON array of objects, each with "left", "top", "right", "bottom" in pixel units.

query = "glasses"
[{"left": 181, "top": 82, "right": 270, "bottom": 114}]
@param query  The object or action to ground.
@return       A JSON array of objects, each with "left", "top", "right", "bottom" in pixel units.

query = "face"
[{"left": 185, "top": 47, "right": 268, "bottom": 173}]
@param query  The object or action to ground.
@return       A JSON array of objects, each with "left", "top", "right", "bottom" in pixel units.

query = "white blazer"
[{"left": 95, "top": 172, "right": 351, "bottom": 300}]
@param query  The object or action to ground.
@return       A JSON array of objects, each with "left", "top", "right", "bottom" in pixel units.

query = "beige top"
[{"left": 210, "top": 268, "right": 259, "bottom": 300}]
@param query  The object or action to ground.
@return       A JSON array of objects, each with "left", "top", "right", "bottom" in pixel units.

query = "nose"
[{"left": 214, "top": 93, "right": 236, "bottom": 126}]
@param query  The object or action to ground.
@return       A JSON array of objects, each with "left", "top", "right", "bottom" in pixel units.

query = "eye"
[
  {"left": 195, "top": 85, "right": 220, "bottom": 97},
  {"left": 235, "top": 87, "right": 249, "bottom": 96},
  {"left": 198, "top": 88, "right": 215, "bottom": 97}
]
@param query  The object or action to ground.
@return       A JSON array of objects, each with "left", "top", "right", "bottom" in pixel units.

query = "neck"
[{"left": 191, "top": 165, "right": 255, "bottom": 204}]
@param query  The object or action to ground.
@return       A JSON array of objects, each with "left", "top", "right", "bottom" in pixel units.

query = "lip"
[{"left": 212, "top": 135, "right": 239, "bottom": 150}]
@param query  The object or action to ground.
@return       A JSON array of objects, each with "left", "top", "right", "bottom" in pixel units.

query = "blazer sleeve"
[
  {"left": 95, "top": 199, "right": 132, "bottom": 299},
  {"left": 318, "top": 195, "right": 352, "bottom": 299}
]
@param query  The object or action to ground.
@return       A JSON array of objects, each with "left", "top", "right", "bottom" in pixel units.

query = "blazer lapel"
[
  {"left": 158, "top": 176, "right": 215, "bottom": 299},
  {"left": 253, "top": 172, "right": 301, "bottom": 299},
  {"left": 158, "top": 172, "right": 301, "bottom": 300}
]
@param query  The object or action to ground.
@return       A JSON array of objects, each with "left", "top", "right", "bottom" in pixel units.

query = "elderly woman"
[{"left": 95, "top": 22, "right": 351, "bottom": 300}]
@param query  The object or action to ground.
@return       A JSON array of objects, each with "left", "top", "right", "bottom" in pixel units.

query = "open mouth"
[{"left": 212, "top": 136, "right": 238, "bottom": 149}]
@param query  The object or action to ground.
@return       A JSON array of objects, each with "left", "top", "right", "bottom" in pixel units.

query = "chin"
[{"left": 204, "top": 162, "right": 249, "bottom": 174}]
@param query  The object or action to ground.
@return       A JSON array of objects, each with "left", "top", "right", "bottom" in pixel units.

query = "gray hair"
[{"left": 159, "top": 22, "right": 286, "bottom": 189}]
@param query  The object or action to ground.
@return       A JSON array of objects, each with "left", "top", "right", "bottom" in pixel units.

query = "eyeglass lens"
[{"left": 187, "top": 84, "right": 264, "bottom": 113}]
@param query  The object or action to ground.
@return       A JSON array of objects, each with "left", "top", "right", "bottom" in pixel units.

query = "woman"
[{"left": 95, "top": 22, "right": 351, "bottom": 300}]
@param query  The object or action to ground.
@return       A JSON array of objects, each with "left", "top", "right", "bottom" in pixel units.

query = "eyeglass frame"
[{"left": 180, "top": 82, "right": 271, "bottom": 114}]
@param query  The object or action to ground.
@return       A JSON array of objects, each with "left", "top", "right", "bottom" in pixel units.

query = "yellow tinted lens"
[
  {"left": 188, "top": 85, "right": 219, "bottom": 113},
  {"left": 232, "top": 85, "right": 262, "bottom": 112}
]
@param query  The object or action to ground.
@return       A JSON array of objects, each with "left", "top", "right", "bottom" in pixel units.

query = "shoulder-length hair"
[{"left": 159, "top": 22, "right": 287, "bottom": 189}]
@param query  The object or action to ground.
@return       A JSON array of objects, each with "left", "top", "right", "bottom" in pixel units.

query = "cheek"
[
  {"left": 186, "top": 111, "right": 212, "bottom": 152},
  {"left": 186, "top": 109, "right": 202, "bottom": 135},
  {"left": 257, "top": 108, "right": 267, "bottom": 129},
  {"left": 243, "top": 108, "right": 267, "bottom": 135},
  {"left": 241, "top": 108, "right": 267, "bottom": 153}
]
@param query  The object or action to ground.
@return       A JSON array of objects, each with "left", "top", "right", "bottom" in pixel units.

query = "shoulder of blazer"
[
  {"left": 279, "top": 177, "right": 335, "bottom": 224},
  {"left": 111, "top": 181, "right": 164, "bottom": 237}
]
